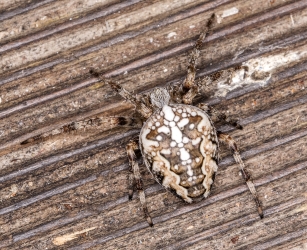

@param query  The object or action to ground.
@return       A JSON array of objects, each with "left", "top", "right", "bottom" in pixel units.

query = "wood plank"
[{"left": 0, "top": 0, "right": 307, "bottom": 249}]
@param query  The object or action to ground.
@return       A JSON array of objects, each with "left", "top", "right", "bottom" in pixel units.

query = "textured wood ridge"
[{"left": 1, "top": 0, "right": 307, "bottom": 249}]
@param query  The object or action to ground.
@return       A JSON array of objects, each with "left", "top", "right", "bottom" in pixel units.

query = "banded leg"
[
  {"left": 20, "top": 116, "right": 141, "bottom": 145},
  {"left": 171, "top": 14, "right": 216, "bottom": 104},
  {"left": 197, "top": 103, "right": 243, "bottom": 129},
  {"left": 218, "top": 132, "right": 263, "bottom": 218},
  {"left": 126, "top": 140, "right": 153, "bottom": 226},
  {"left": 90, "top": 69, "right": 153, "bottom": 119}
]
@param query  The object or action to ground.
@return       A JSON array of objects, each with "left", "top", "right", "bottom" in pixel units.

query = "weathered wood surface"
[{"left": 1, "top": 0, "right": 307, "bottom": 249}]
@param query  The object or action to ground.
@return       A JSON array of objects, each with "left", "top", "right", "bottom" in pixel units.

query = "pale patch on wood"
[
  {"left": 52, "top": 227, "right": 96, "bottom": 246},
  {"left": 293, "top": 204, "right": 307, "bottom": 214},
  {"left": 222, "top": 7, "right": 239, "bottom": 18},
  {"left": 216, "top": 46, "right": 307, "bottom": 97},
  {"left": 216, "top": 7, "right": 239, "bottom": 23},
  {"left": 167, "top": 32, "right": 177, "bottom": 39},
  {"left": 244, "top": 50, "right": 306, "bottom": 74}
]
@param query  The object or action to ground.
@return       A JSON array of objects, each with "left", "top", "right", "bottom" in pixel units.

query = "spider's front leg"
[
  {"left": 171, "top": 14, "right": 216, "bottom": 105},
  {"left": 20, "top": 116, "right": 140, "bottom": 145},
  {"left": 90, "top": 69, "right": 153, "bottom": 119},
  {"left": 126, "top": 140, "right": 153, "bottom": 227},
  {"left": 218, "top": 132, "right": 264, "bottom": 219}
]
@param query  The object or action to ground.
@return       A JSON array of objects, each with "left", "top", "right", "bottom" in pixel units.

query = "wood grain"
[{"left": 0, "top": 0, "right": 307, "bottom": 249}]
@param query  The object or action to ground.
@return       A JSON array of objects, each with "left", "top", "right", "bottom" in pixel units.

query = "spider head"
[{"left": 150, "top": 88, "right": 170, "bottom": 109}]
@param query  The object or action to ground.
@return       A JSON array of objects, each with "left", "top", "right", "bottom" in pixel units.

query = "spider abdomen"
[{"left": 140, "top": 104, "right": 219, "bottom": 203}]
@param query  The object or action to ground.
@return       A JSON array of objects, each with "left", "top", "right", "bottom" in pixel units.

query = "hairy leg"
[
  {"left": 218, "top": 132, "right": 263, "bottom": 218},
  {"left": 170, "top": 14, "right": 216, "bottom": 105},
  {"left": 20, "top": 116, "right": 141, "bottom": 145},
  {"left": 90, "top": 69, "right": 153, "bottom": 119},
  {"left": 197, "top": 103, "right": 243, "bottom": 129},
  {"left": 126, "top": 140, "right": 153, "bottom": 226}
]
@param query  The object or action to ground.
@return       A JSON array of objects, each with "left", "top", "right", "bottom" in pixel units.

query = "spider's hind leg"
[
  {"left": 218, "top": 132, "right": 263, "bottom": 219},
  {"left": 126, "top": 140, "right": 153, "bottom": 227},
  {"left": 197, "top": 103, "right": 243, "bottom": 130}
]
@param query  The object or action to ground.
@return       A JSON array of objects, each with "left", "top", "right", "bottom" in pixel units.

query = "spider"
[{"left": 90, "top": 14, "right": 264, "bottom": 226}]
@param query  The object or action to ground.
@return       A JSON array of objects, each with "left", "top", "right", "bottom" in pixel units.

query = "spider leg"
[
  {"left": 20, "top": 116, "right": 141, "bottom": 145},
  {"left": 217, "top": 132, "right": 263, "bottom": 219},
  {"left": 90, "top": 69, "right": 153, "bottom": 119},
  {"left": 170, "top": 14, "right": 216, "bottom": 105},
  {"left": 197, "top": 103, "right": 243, "bottom": 129},
  {"left": 126, "top": 140, "right": 153, "bottom": 226}
]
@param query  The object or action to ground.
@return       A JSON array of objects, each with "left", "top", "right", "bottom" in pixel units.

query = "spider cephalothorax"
[{"left": 92, "top": 14, "right": 263, "bottom": 226}]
